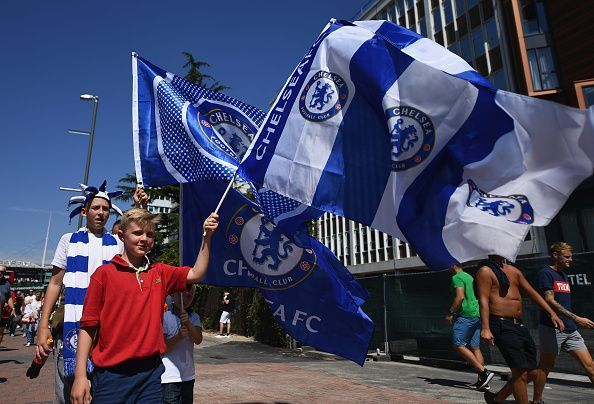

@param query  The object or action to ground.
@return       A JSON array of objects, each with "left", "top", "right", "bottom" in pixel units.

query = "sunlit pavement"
[{"left": 1, "top": 329, "right": 592, "bottom": 403}]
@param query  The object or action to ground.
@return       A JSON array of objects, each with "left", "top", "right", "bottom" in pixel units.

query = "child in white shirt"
[{"left": 161, "top": 285, "right": 203, "bottom": 403}]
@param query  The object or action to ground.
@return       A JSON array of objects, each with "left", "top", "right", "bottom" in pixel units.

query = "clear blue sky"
[{"left": 0, "top": 0, "right": 367, "bottom": 265}]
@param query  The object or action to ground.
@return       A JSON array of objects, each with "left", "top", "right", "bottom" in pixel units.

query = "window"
[
  {"left": 457, "top": 14, "right": 468, "bottom": 36},
  {"left": 408, "top": 8, "right": 416, "bottom": 28},
  {"left": 485, "top": 18, "right": 498, "bottom": 48},
  {"left": 471, "top": 27, "right": 485, "bottom": 56},
  {"left": 419, "top": 17, "right": 427, "bottom": 36},
  {"left": 432, "top": 7, "right": 442, "bottom": 32},
  {"left": 435, "top": 31, "right": 444, "bottom": 45},
  {"left": 460, "top": 35, "right": 472, "bottom": 62},
  {"left": 455, "top": 0, "right": 465, "bottom": 18},
  {"left": 443, "top": 0, "right": 454, "bottom": 24},
  {"left": 527, "top": 47, "right": 559, "bottom": 91},
  {"left": 584, "top": 86, "right": 594, "bottom": 107},
  {"left": 445, "top": 22, "right": 455, "bottom": 44},
  {"left": 575, "top": 81, "right": 594, "bottom": 108},
  {"left": 469, "top": 5, "right": 481, "bottom": 29},
  {"left": 475, "top": 54, "right": 488, "bottom": 76},
  {"left": 489, "top": 46, "right": 502, "bottom": 71},
  {"left": 417, "top": 0, "right": 425, "bottom": 19},
  {"left": 481, "top": 0, "right": 494, "bottom": 20},
  {"left": 520, "top": 0, "right": 549, "bottom": 36}
]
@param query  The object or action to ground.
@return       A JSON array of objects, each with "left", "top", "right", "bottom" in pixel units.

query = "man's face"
[
  {"left": 554, "top": 249, "right": 573, "bottom": 270},
  {"left": 82, "top": 197, "right": 110, "bottom": 233},
  {"left": 0, "top": 266, "right": 6, "bottom": 281},
  {"left": 35, "top": 292, "right": 42, "bottom": 300},
  {"left": 118, "top": 221, "right": 155, "bottom": 260}
]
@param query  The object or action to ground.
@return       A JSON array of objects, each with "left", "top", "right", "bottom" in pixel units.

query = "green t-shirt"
[{"left": 450, "top": 271, "right": 479, "bottom": 318}]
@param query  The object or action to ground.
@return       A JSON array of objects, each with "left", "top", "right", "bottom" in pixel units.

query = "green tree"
[{"left": 181, "top": 52, "right": 229, "bottom": 93}]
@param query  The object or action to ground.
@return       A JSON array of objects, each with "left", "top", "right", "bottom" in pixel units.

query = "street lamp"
[
  {"left": 79, "top": 94, "right": 99, "bottom": 189},
  {"left": 61, "top": 94, "right": 99, "bottom": 228}
]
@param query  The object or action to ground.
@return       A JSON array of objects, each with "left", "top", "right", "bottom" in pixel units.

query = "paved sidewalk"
[{"left": 1, "top": 329, "right": 592, "bottom": 403}]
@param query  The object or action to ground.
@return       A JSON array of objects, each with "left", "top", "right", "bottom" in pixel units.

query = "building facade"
[{"left": 316, "top": 0, "right": 594, "bottom": 275}]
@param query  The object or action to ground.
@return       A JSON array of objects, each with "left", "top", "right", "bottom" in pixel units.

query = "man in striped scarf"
[{"left": 35, "top": 182, "right": 147, "bottom": 404}]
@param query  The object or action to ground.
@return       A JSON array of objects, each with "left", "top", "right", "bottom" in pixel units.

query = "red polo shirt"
[{"left": 79, "top": 254, "right": 190, "bottom": 368}]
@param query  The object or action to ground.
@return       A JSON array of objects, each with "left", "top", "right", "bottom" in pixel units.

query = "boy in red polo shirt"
[{"left": 70, "top": 208, "right": 218, "bottom": 404}]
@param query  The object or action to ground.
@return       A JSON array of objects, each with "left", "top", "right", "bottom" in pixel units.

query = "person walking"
[
  {"left": 445, "top": 264, "right": 494, "bottom": 390},
  {"left": 217, "top": 290, "right": 233, "bottom": 337},
  {"left": 532, "top": 242, "right": 594, "bottom": 403},
  {"left": 476, "top": 255, "right": 564, "bottom": 404}
]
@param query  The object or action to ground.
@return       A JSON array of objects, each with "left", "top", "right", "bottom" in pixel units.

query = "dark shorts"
[
  {"left": 490, "top": 317, "right": 537, "bottom": 370},
  {"left": 162, "top": 379, "right": 195, "bottom": 404},
  {"left": 93, "top": 356, "right": 164, "bottom": 403}
]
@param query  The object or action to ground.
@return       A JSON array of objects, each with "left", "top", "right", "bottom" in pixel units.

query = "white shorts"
[{"left": 219, "top": 311, "right": 231, "bottom": 324}]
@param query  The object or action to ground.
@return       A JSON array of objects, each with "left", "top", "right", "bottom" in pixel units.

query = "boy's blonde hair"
[{"left": 119, "top": 208, "right": 160, "bottom": 233}]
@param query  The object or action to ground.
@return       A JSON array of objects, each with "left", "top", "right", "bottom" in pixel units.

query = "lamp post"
[
  {"left": 65, "top": 94, "right": 99, "bottom": 228},
  {"left": 79, "top": 94, "right": 99, "bottom": 189}
]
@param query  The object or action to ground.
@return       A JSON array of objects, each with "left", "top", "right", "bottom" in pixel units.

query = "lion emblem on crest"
[
  {"left": 251, "top": 216, "right": 294, "bottom": 270},
  {"left": 309, "top": 80, "right": 335, "bottom": 111},
  {"left": 391, "top": 118, "right": 419, "bottom": 158},
  {"left": 472, "top": 197, "right": 515, "bottom": 217}
]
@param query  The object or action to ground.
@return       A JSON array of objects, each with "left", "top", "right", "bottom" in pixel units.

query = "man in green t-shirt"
[{"left": 445, "top": 264, "right": 494, "bottom": 390}]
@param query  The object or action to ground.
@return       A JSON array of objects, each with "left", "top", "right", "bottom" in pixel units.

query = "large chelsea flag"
[
  {"left": 132, "top": 54, "right": 265, "bottom": 187},
  {"left": 238, "top": 20, "right": 594, "bottom": 270}
]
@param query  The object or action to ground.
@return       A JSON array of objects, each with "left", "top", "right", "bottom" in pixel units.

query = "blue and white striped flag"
[
  {"left": 238, "top": 19, "right": 594, "bottom": 270},
  {"left": 132, "top": 55, "right": 323, "bottom": 235},
  {"left": 132, "top": 54, "right": 264, "bottom": 186}
]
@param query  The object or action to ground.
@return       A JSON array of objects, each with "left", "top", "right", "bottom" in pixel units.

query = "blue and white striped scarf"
[{"left": 62, "top": 227, "right": 121, "bottom": 376}]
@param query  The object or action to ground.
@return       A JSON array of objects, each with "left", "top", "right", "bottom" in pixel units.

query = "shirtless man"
[{"left": 476, "top": 255, "right": 564, "bottom": 404}]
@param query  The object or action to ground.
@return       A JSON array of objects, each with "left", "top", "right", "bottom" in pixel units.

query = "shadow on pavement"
[
  {"left": 0, "top": 359, "right": 24, "bottom": 365},
  {"left": 417, "top": 376, "right": 476, "bottom": 390},
  {"left": 197, "top": 339, "right": 323, "bottom": 365},
  {"left": 0, "top": 377, "right": 6, "bottom": 383},
  {"left": 0, "top": 347, "right": 18, "bottom": 352}
]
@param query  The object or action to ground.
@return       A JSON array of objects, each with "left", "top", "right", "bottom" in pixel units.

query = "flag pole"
[{"left": 202, "top": 171, "right": 237, "bottom": 236}]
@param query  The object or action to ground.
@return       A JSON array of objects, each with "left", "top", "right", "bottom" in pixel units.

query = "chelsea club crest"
[
  {"left": 299, "top": 71, "right": 349, "bottom": 122},
  {"left": 226, "top": 205, "right": 316, "bottom": 290},
  {"left": 190, "top": 101, "right": 257, "bottom": 160},
  {"left": 466, "top": 179, "right": 534, "bottom": 224},
  {"left": 386, "top": 106, "right": 435, "bottom": 171},
  {"left": 64, "top": 328, "right": 79, "bottom": 354}
]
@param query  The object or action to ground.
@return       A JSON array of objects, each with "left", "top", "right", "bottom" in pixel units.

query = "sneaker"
[
  {"left": 225, "top": 334, "right": 230, "bottom": 338},
  {"left": 25, "top": 342, "right": 31, "bottom": 347},
  {"left": 215, "top": 334, "right": 225, "bottom": 338},
  {"left": 477, "top": 369, "right": 495, "bottom": 390},
  {"left": 483, "top": 391, "right": 498, "bottom": 404},
  {"left": 10, "top": 333, "right": 14, "bottom": 337},
  {"left": 473, "top": 380, "right": 490, "bottom": 390}
]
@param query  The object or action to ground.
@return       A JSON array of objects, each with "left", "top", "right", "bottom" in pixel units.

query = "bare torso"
[{"left": 483, "top": 263, "right": 523, "bottom": 319}]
